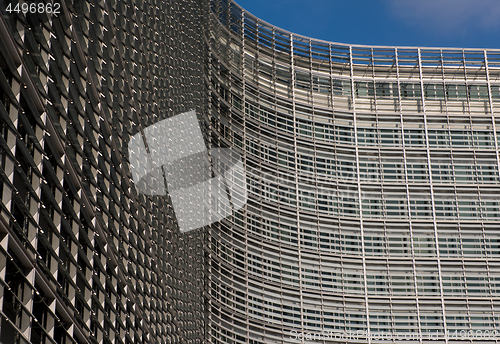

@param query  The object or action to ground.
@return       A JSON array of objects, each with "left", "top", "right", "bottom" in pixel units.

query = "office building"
[
  {"left": 206, "top": 1, "right": 500, "bottom": 342},
  {"left": 1, "top": 0, "right": 500, "bottom": 343},
  {"left": 0, "top": 0, "right": 205, "bottom": 343}
]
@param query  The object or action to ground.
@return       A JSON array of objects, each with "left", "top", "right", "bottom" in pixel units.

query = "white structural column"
[
  {"left": 289, "top": 34, "right": 305, "bottom": 342},
  {"left": 484, "top": 51, "right": 500, "bottom": 182},
  {"left": 240, "top": 11, "right": 251, "bottom": 340},
  {"left": 483, "top": 49, "right": 499, "bottom": 329},
  {"left": 329, "top": 44, "right": 335, "bottom": 109},
  {"left": 395, "top": 47, "right": 423, "bottom": 340},
  {"left": 349, "top": 46, "right": 371, "bottom": 344},
  {"left": 417, "top": 48, "right": 448, "bottom": 343}
]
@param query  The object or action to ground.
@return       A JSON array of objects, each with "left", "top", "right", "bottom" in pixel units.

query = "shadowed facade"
[{"left": 1, "top": 0, "right": 500, "bottom": 343}]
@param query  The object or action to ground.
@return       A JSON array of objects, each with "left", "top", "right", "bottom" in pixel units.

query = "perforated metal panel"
[{"left": 0, "top": 0, "right": 206, "bottom": 343}]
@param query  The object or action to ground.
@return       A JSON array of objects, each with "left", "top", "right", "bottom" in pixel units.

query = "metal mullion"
[
  {"left": 462, "top": 50, "right": 472, "bottom": 117},
  {"left": 463, "top": 52, "right": 487, "bottom": 277},
  {"left": 370, "top": 47, "right": 384, "bottom": 225},
  {"left": 372, "top": 50, "right": 395, "bottom": 336},
  {"left": 329, "top": 44, "right": 335, "bottom": 109},
  {"left": 307, "top": 40, "right": 321, "bottom": 255},
  {"left": 272, "top": 27, "right": 277, "bottom": 99},
  {"left": 395, "top": 47, "right": 422, "bottom": 341},
  {"left": 240, "top": 10, "right": 251, "bottom": 340},
  {"left": 464, "top": 260, "right": 473, "bottom": 331},
  {"left": 451, "top": 53, "right": 470, "bottom": 334},
  {"left": 439, "top": 52, "right": 464, "bottom": 280},
  {"left": 483, "top": 49, "right": 498, "bottom": 331},
  {"left": 463, "top": 50, "right": 483, "bottom": 227},
  {"left": 372, "top": 50, "right": 393, "bottom": 325},
  {"left": 289, "top": 34, "right": 305, "bottom": 340},
  {"left": 484, "top": 51, "right": 500, "bottom": 183},
  {"left": 371, "top": 47, "right": 376, "bottom": 109},
  {"left": 271, "top": 26, "right": 284, "bottom": 311},
  {"left": 309, "top": 40, "right": 314, "bottom": 107},
  {"left": 439, "top": 51, "right": 462, "bottom": 257},
  {"left": 349, "top": 45, "right": 371, "bottom": 343},
  {"left": 418, "top": 48, "right": 448, "bottom": 342},
  {"left": 484, "top": 258, "right": 496, "bottom": 326}
]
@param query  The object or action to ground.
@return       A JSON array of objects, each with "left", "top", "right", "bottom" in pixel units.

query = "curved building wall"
[
  {"left": 3, "top": 0, "right": 500, "bottom": 343},
  {"left": 0, "top": 0, "right": 206, "bottom": 343},
  {"left": 206, "top": 0, "right": 500, "bottom": 342}
]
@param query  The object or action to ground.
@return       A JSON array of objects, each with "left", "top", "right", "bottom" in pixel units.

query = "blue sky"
[{"left": 234, "top": 0, "right": 500, "bottom": 49}]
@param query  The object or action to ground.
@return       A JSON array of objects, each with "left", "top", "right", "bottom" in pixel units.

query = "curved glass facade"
[
  {"left": 2, "top": 0, "right": 500, "bottom": 343},
  {"left": 206, "top": 1, "right": 500, "bottom": 342}
]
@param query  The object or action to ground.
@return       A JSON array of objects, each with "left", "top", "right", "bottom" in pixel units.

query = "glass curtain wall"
[{"left": 206, "top": 0, "right": 500, "bottom": 343}]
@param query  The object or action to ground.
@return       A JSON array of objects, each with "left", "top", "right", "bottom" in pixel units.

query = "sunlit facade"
[{"left": 206, "top": 1, "right": 500, "bottom": 343}]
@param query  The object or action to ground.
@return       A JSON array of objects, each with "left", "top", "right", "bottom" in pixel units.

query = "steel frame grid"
[
  {"left": 207, "top": 0, "right": 500, "bottom": 343},
  {"left": 3, "top": 0, "right": 500, "bottom": 343},
  {"left": 0, "top": 0, "right": 207, "bottom": 343}
]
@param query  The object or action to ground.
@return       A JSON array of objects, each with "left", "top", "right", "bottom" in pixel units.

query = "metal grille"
[{"left": 0, "top": 0, "right": 206, "bottom": 343}]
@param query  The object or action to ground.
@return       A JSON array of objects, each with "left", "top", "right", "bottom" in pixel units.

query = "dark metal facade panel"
[
  {"left": 0, "top": 0, "right": 206, "bottom": 343},
  {"left": 3, "top": 0, "right": 500, "bottom": 343}
]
